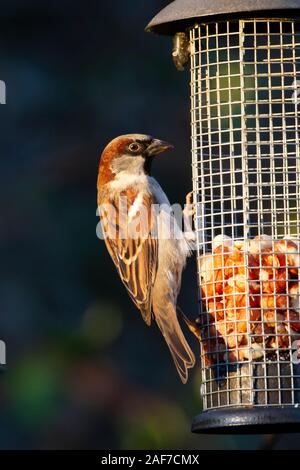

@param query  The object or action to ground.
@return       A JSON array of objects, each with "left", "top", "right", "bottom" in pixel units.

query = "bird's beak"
[{"left": 146, "top": 139, "right": 174, "bottom": 157}]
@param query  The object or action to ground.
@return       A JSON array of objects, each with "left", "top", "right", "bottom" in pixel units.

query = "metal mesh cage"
[{"left": 190, "top": 18, "right": 300, "bottom": 420}]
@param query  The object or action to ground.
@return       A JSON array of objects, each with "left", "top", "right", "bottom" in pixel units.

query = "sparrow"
[{"left": 97, "top": 134, "right": 195, "bottom": 383}]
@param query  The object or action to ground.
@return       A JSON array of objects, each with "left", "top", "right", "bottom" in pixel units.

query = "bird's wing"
[{"left": 100, "top": 191, "right": 158, "bottom": 325}]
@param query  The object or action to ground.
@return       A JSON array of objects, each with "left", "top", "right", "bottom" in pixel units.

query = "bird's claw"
[
  {"left": 184, "top": 191, "right": 196, "bottom": 218},
  {"left": 183, "top": 191, "right": 196, "bottom": 241}
]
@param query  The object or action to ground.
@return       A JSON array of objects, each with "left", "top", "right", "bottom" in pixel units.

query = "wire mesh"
[{"left": 190, "top": 18, "right": 300, "bottom": 411}]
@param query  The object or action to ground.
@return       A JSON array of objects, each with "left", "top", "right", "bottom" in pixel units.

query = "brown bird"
[{"left": 97, "top": 134, "right": 195, "bottom": 383}]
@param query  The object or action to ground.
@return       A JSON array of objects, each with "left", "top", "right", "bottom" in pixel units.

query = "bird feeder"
[{"left": 147, "top": 0, "right": 300, "bottom": 433}]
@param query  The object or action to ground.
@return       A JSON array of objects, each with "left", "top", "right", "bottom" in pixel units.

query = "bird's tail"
[{"left": 153, "top": 301, "right": 196, "bottom": 384}]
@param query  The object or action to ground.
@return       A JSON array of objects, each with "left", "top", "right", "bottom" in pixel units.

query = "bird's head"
[{"left": 100, "top": 134, "right": 173, "bottom": 179}]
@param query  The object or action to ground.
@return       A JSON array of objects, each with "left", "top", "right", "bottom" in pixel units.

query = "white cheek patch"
[{"left": 109, "top": 155, "right": 149, "bottom": 192}]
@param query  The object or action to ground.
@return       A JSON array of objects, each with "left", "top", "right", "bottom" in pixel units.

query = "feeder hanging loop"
[{"left": 172, "top": 32, "right": 190, "bottom": 71}]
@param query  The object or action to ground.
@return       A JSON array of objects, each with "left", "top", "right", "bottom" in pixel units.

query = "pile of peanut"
[{"left": 200, "top": 235, "right": 300, "bottom": 363}]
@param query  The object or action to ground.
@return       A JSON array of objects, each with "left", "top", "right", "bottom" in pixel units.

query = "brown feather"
[
  {"left": 99, "top": 190, "right": 158, "bottom": 326},
  {"left": 153, "top": 298, "right": 196, "bottom": 384},
  {"left": 97, "top": 136, "right": 138, "bottom": 186}
]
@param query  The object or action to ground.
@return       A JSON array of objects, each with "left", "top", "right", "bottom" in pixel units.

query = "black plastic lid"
[{"left": 146, "top": 0, "right": 300, "bottom": 35}]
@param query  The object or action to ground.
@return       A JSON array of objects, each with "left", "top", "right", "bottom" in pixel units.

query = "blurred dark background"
[{"left": 0, "top": 0, "right": 298, "bottom": 450}]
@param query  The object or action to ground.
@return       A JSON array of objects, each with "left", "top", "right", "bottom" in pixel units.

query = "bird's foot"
[
  {"left": 183, "top": 191, "right": 196, "bottom": 240},
  {"left": 184, "top": 191, "right": 196, "bottom": 218},
  {"left": 180, "top": 310, "right": 201, "bottom": 340}
]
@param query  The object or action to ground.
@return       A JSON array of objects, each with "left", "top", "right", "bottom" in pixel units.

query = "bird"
[{"left": 97, "top": 134, "right": 196, "bottom": 383}]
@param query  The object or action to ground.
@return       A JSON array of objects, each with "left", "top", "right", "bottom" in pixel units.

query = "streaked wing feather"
[{"left": 101, "top": 194, "right": 158, "bottom": 325}]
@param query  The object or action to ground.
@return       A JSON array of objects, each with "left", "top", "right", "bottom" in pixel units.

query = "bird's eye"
[{"left": 128, "top": 142, "right": 143, "bottom": 154}]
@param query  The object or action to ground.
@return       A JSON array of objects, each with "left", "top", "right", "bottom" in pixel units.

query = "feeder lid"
[{"left": 146, "top": 0, "right": 300, "bottom": 35}]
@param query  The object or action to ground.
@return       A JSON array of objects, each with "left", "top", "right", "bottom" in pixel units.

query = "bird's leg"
[
  {"left": 183, "top": 191, "right": 195, "bottom": 241},
  {"left": 184, "top": 191, "right": 195, "bottom": 216},
  {"left": 177, "top": 305, "right": 201, "bottom": 339}
]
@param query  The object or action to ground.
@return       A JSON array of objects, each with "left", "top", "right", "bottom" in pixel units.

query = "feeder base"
[{"left": 192, "top": 406, "right": 300, "bottom": 434}]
